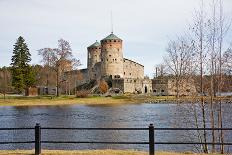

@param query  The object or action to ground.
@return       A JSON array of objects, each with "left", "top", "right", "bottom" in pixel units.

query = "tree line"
[{"left": 0, "top": 37, "right": 81, "bottom": 97}]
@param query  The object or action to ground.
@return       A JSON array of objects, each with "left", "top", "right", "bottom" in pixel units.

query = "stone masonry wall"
[
  {"left": 114, "top": 78, "right": 152, "bottom": 94},
  {"left": 87, "top": 46, "right": 101, "bottom": 80},
  {"left": 123, "top": 58, "right": 144, "bottom": 79},
  {"left": 101, "top": 40, "right": 124, "bottom": 78}
]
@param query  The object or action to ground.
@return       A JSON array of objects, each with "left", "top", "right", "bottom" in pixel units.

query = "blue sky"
[{"left": 0, "top": 0, "right": 231, "bottom": 77}]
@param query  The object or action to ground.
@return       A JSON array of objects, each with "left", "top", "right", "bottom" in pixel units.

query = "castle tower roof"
[
  {"left": 88, "top": 40, "right": 101, "bottom": 48},
  {"left": 101, "top": 33, "right": 122, "bottom": 41}
]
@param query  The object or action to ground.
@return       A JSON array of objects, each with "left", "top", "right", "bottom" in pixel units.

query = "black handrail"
[
  {"left": 41, "top": 127, "right": 148, "bottom": 130},
  {"left": 0, "top": 128, "right": 34, "bottom": 130},
  {"left": 0, "top": 123, "right": 232, "bottom": 155}
]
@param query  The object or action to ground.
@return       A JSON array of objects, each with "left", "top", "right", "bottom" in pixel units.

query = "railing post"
[
  {"left": 35, "top": 123, "right": 41, "bottom": 155},
  {"left": 149, "top": 123, "right": 155, "bottom": 155}
]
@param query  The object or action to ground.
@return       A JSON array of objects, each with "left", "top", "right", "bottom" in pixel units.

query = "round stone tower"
[
  {"left": 100, "top": 33, "right": 123, "bottom": 78},
  {"left": 87, "top": 41, "right": 101, "bottom": 80}
]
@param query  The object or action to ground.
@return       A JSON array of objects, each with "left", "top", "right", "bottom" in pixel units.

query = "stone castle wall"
[
  {"left": 113, "top": 78, "right": 152, "bottom": 94},
  {"left": 92, "top": 62, "right": 101, "bottom": 80},
  {"left": 75, "top": 69, "right": 89, "bottom": 86},
  {"left": 123, "top": 58, "right": 144, "bottom": 79},
  {"left": 152, "top": 78, "right": 196, "bottom": 96}
]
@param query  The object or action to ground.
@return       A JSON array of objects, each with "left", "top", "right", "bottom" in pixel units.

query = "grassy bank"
[
  {"left": 0, "top": 150, "right": 229, "bottom": 155},
  {"left": 0, "top": 95, "right": 172, "bottom": 107},
  {"left": 0, "top": 94, "right": 231, "bottom": 107}
]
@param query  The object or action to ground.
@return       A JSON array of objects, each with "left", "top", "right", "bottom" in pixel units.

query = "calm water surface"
[{"left": 0, "top": 103, "right": 232, "bottom": 152}]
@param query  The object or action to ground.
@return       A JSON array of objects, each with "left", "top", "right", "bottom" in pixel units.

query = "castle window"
[
  {"left": 95, "top": 48, "right": 97, "bottom": 49},
  {"left": 110, "top": 44, "right": 112, "bottom": 46},
  {"left": 134, "top": 80, "right": 136, "bottom": 83},
  {"left": 153, "top": 90, "right": 157, "bottom": 92},
  {"left": 107, "top": 59, "right": 108, "bottom": 61},
  {"left": 109, "top": 40, "right": 111, "bottom": 42},
  {"left": 109, "top": 55, "right": 111, "bottom": 57},
  {"left": 101, "top": 58, "right": 103, "bottom": 61},
  {"left": 186, "top": 89, "right": 190, "bottom": 92},
  {"left": 161, "top": 90, "right": 164, "bottom": 92},
  {"left": 95, "top": 55, "right": 97, "bottom": 57},
  {"left": 124, "top": 72, "right": 125, "bottom": 75},
  {"left": 129, "top": 73, "right": 132, "bottom": 75},
  {"left": 114, "top": 40, "right": 116, "bottom": 42},
  {"left": 115, "top": 59, "right": 117, "bottom": 61},
  {"left": 118, "top": 49, "right": 119, "bottom": 51}
]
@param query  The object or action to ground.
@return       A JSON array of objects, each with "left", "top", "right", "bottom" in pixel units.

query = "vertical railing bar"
[
  {"left": 149, "top": 123, "right": 155, "bottom": 155},
  {"left": 35, "top": 123, "right": 41, "bottom": 155}
]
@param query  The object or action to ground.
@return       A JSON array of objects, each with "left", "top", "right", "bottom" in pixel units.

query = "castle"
[{"left": 74, "top": 32, "right": 152, "bottom": 94}]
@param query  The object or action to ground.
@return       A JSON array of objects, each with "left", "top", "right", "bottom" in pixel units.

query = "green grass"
[
  {"left": 0, "top": 94, "right": 231, "bottom": 107},
  {"left": 111, "top": 95, "right": 130, "bottom": 99}
]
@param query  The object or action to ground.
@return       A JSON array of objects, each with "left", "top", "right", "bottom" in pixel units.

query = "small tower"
[
  {"left": 100, "top": 33, "right": 123, "bottom": 78},
  {"left": 87, "top": 41, "right": 101, "bottom": 80}
]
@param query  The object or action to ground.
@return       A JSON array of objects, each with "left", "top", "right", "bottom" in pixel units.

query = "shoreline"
[{"left": 0, "top": 95, "right": 231, "bottom": 107}]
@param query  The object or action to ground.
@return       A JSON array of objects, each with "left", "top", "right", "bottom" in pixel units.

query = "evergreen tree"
[
  {"left": 11, "top": 67, "right": 24, "bottom": 93},
  {"left": 11, "top": 36, "right": 35, "bottom": 93},
  {"left": 11, "top": 36, "right": 31, "bottom": 68},
  {"left": 24, "top": 65, "right": 36, "bottom": 87}
]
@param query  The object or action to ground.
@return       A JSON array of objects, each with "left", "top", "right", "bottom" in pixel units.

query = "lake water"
[{"left": 0, "top": 103, "right": 232, "bottom": 152}]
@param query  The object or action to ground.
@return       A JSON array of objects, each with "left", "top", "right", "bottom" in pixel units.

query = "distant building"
[
  {"left": 66, "top": 32, "right": 152, "bottom": 94},
  {"left": 152, "top": 76, "right": 197, "bottom": 96},
  {"left": 37, "top": 86, "right": 57, "bottom": 95},
  {"left": 25, "top": 87, "right": 38, "bottom": 96}
]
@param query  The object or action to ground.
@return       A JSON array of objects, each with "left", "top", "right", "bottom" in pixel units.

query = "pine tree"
[
  {"left": 11, "top": 36, "right": 31, "bottom": 68},
  {"left": 11, "top": 36, "right": 35, "bottom": 93},
  {"left": 11, "top": 67, "right": 24, "bottom": 93},
  {"left": 24, "top": 65, "right": 36, "bottom": 87}
]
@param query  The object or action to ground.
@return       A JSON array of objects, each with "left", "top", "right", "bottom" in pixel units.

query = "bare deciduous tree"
[
  {"left": 38, "top": 39, "right": 81, "bottom": 96},
  {"left": 164, "top": 37, "right": 195, "bottom": 99}
]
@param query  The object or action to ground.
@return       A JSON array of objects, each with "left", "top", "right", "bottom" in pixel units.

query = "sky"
[{"left": 0, "top": 0, "right": 232, "bottom": 77}]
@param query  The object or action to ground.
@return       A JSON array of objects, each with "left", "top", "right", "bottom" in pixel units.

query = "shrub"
[
  {"left": 99, "top": 80, "right": 109, "bottom": 94},
  {"left": 76, "top": 90, "right": 89, "bottom": 98}
]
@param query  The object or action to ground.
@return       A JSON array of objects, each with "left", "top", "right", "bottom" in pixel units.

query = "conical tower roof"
[
  {"left": 88, "top": 40, "right": 101, "bottom": 48},
  {"left": 101, "top": 33, "right": 122, "bottom": 41}
]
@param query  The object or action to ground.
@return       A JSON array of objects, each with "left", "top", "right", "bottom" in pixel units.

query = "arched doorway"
[{"left": 145, "top": 86, "right": 148, "bottom": 93}]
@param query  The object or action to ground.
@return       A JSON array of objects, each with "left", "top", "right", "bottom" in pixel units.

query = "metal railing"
[{"left": 0, "top": 123, "right": 232, "bottom": 155}]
